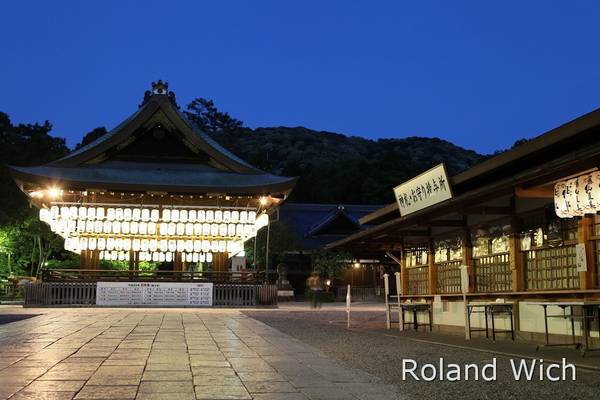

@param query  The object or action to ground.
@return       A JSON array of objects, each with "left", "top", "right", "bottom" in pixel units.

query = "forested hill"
[{"left": 213, "top": 126, "right": 485, "bottom": 204}]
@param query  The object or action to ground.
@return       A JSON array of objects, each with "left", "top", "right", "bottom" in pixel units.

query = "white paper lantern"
[
  {"left": 180, "top": 209, "right": 188, "bottom": 223},
  {"left": 139, "top": 222, "right": 147, "bottom": 235},
  {"left": 132, "top": 208, "right": 141, "bottom": 221},
  {"left": 168, "top": 223, "right": 176, "bottom": 236},
  {"left": 188, "top": 209, "right": 197, "bottom": 222},
  {"left": 176, "top": 223, "right": 185, "bottom": 236},
  {"left": 87, "top": 207, "right": 96, "bottom": 220},
  {"left": 198, "top": 210, "right": 206, "bottom": 222},
  {"left": 78, "top": 207, "right": 87, "bottom": 220},
  {"left": 160, "top": 223, "right": 168, "bottom": 236},
  {"left": 151, "top": 209, "right": 159, "bottom": 222},
  {"left": 171, "top": 209, "right": 180, "bottom": 222},
  {"left": 107, "top": 208, "right": 115, "bottom": 221},
  {"left": 130, "top": 221, "right": 139, "bottom": 234},
  {"left": 206, "top": 210, "right": 214, "bottom": 223},
  {"left": 141, "top": 208, "right": 150, "bottom": 222},
  {"left": 231, "top": 211, "right": 239, "bottom": 223},
  {"left": 206, "top": 252, "right": 213, "bottom": 263},
  {"left": 148, "top": 222, "right": 156, "bottom": 235},
  {"left": 124, "top": 208, "right": 132, "bottom": 221},
  {"left": 98, "top": 238, "right": 106, "bottom": 251},
  {"left": 115, "top": 208, "right": 124, "bottom": 221},
  {"left": 162, "top": 208, "right": 171, "bottom": 222}
]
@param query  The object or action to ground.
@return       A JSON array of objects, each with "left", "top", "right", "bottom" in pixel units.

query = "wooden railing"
[
  {"left": 42, "top": 268, "right": 277, "bottom": 284},
  {"left": 24, "top": 282, "right": 96, "bottom": 306},
  {"left": 24, "top": 282, "right": 277, "bottom": 307},
  {"left": 0, "top": 282, "right": 24, "bottom": 301}
]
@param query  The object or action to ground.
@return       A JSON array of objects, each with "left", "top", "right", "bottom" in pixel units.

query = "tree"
[
  {"left": 245, "top": 221, "right": 298, "bottom": 271},
  {"left": 75, "top": 127, "right": 107, "bottom": 149},
  {"left": 0, "top": 112, "right": 69, "bottom": 225},
  {"left": 312, "top": 250, "right": 353, "bottom": 279},
  {"left": 184, "top": 98, "right": 243, "bottom": 135}
]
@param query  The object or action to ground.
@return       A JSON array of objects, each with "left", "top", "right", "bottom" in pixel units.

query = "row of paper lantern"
[
  {"left": 98, "top": 250, "right": 215, "bottom": 263},
  {"left": 554, "top": 171, "right": 600, "bottom": 218},
  {"left": 43, "top": 206, "right": 256, "bottom": 224},
  {"left": 64, "top": 236, "right": 244, "bottom": 254},
  {"left": 45, "top": 216, "right": 258, "bottom": 239}
]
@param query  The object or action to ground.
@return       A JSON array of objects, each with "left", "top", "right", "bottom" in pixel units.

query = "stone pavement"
[{"left": 0, "top": 307, "right": 397, "bottom": 400}]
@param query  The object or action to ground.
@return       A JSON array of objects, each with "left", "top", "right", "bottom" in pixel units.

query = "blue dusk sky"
[{"left": 1, "top": 1, "right": 600, "bottom": 154}]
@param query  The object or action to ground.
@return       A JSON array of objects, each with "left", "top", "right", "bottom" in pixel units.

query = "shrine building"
[{"left": 9, "top": 81, "right": 297, "bottom": 306}]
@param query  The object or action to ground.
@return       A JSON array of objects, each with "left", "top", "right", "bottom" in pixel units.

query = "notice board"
[{"left": 96, "top": 282, "right": 213, "bottom": 306}]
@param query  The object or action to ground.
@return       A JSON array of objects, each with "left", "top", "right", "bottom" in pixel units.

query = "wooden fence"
[
  {"left": 24, "top": 282, "right": 96, "bottom": 306},
  {"left": 24, "top": 282, "right": 277, "bottom": 307}
]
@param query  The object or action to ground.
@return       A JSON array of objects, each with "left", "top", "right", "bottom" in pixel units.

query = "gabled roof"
[
  {"left": 9, "top": 81, "right": 297, "bottom": 196},
  {"left": 307, "top": 205, "right": 361, "bottom": 236},
  {"left": 277, "top": 203, "right": 381, "bottom": 250}
]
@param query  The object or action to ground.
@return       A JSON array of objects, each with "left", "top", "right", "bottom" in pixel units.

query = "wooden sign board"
[{"left": 393, "top": 163, "right": 453, "bottom": 217}]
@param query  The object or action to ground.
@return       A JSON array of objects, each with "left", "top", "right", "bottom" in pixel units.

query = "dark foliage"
[
  {"left": 75, "top": 127, "right": 108, "bottom": 150},
  {"left": 0, "top": 112, "right": 69, "bottom": 224}
]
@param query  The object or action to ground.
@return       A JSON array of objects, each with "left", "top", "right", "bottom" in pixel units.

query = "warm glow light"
[
  {"left": 353, "top": 262, "right": 361, "bottom": 269},
  {"left": 259, "top": 196, "right": 268, "bottom": 206},
  {"left": 47, "top": 187, "right": 62, "bottom": 199}
]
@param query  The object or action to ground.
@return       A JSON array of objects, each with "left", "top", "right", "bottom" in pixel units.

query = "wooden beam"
[
  {"left": 427, "top": 219, "right": 466, "bottom": 227},
  {"left": 515, "top": 186, "right": 554, "bottom": 198},
  {"left": 464, "top": 206, "right": 513, "bottom": 215}
]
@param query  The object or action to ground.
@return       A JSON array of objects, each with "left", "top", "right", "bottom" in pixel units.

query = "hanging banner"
[
  {"left": 554, "top": 171, "right": 600, "bottom": 218},
  {"left": 393, "top": 163, "right": 453, "bottom": 216}
]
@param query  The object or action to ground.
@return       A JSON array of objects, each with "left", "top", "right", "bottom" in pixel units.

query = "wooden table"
[
  {"left": 399, "top": 302, "right": 432, "bottom": 331},
  {"left": 466, "top": 301, "right": 515, "bottom": 341},
  {"left": 525, "top": 301, "right": 600, "bottom": 354}
]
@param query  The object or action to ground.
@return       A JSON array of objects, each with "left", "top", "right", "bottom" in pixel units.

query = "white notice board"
[
  {"left": 393, "top": 163, "right": 453, "bottom": 216},
  {"left": 96, "top": 282, "right": 213, "bottom": 306}
]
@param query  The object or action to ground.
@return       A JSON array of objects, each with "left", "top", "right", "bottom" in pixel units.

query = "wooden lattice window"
[
  {"left": 436, "top": 260, "right": 462, "bottom": 294},
  {"left": 525, "top": 245, "right": 578, "bottom": 290},
  {"left": 405, "top": 245, "right": 429, "bottom": 295},
  {"left": 474, "top": 253, "right": 511, "bottom": 292},
  {"left": 407, "top": 266, "right": 429, "bottom": 295}
]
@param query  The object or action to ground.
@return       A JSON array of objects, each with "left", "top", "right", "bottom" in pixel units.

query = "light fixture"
[
  {"left": 47, "top": 187, "right": 62, "bottom": 199},
  {"left": 259, "top": 196, "right": 268, "bottom": 206}
]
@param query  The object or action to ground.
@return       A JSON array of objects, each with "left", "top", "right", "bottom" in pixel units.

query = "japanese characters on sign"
[
  {"left": 393, "top": 163, "right": 453, "bottom": 217},
  {"left": 96, "top": 282, "right": 213, "bottom": 306},
  {"left": 554, "top": 171, "right": 600, "bottom": 218}
]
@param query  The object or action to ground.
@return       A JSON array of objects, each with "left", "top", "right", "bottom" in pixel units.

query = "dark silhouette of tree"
[
  {"left": 184, "top": 98, "right": 243, "bottom": 135},
  {"left": 75, "top": 127, "right": 108, "bottom": 149}
]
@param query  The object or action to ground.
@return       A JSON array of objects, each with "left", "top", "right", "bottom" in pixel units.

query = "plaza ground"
[{"left": 0, "top": 304, "right": 598, "bottom": 400}]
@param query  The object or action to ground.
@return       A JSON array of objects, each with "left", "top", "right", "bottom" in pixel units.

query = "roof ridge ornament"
[{"left": 140, "top": 79, "right": 179, "bottom": 109}]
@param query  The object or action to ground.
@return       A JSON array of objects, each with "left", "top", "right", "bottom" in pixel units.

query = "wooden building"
[
  {"left": 327, "top": 107, "right": 600, "bottom": 343},
  {"left": 9, "top": 81, "right": 296, "bottom": 284}
]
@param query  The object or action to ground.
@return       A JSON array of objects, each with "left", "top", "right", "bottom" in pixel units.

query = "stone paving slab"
[{"left": 0, "top": 307, "right": 396, "bottom": 400}]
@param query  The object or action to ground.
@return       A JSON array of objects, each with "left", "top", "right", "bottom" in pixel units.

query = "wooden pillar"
[
  {"left": 79, "top": 250, "right": 89, "bottom": 269},
  {"left": 509, "top": 196, "right": 524, "bottom": 292},
  {"left": 509, "top": 235, "right": 524, "bottom": 292},
  {"left": 578, "top": 215, "right": 595, "bottom": 290},
  {"left": 400, "top": 246, "right": 409, "bottom": 295},
  {"left": 462, "top": 229, "right": 475, "bottom": 293},
  {"left": 427, "top": 239, "right": 437, "bottom": 294}
]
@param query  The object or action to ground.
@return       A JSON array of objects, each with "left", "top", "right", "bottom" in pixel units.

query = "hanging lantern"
[
  {"left": 150, "top": 209, "right": 160, "bottom": 222},
  {"left": 124, "top": 208, "right": 132, "bottom": 221},
  {"left": 115, "top": 208, "right": 124, "bottom": 221},
  {"left": 162, "top": 208, "right": 171, "bottom": 222},
  {"left": 180, "top": 209, "right": 188, "bottom": 223},
  {"left": 188, "top": 209, "right": 197, "bottom": 222}
]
